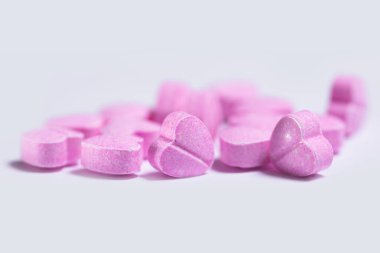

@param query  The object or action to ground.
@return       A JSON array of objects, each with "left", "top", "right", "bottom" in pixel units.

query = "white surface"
[{"left": 1, "top": 1, "right": 380, "bottom": 252}]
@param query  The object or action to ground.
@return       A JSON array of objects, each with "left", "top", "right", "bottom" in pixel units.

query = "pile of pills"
[{"left": 20, "top": 75, "right": 367, "bottom": 178}]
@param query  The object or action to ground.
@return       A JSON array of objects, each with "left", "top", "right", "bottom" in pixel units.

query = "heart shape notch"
[
  {"left": 148, "top": 111, "right": 215, "bottom": 178},
  {"left": 270, "top": 110, "right": 334, "bottom": 177}
]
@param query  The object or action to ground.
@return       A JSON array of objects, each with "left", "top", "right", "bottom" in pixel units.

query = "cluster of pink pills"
[{"left": 20, "top": 75, "right": 367, "bottom": 178}]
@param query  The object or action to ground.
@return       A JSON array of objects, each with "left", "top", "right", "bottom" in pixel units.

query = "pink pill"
[
  {"left": 48, "top": 127, "right": 84, "bottom": 164},
  {"left": 103, "top": 119, "right": 160, "bottom": 158},
  {"left": 127, "top": 121, "right": 160, "bottom": 158},
  {"left": 219, "top": 126, "right": 271, "bottom": 168},
  {"left": 100, "top": 103, "right": 151, "bottom": 122},
  {"left": 152, "top": 81, "right": 192, "bottom": 122},
  {"left": 81, "top": 135, "right": 143, "bottom": 175},
  {"left": 328, "top": 103, "right": 365, "bottom": 138},
  {"left": 228, "top": 113, "right": 282, "bottom": 132},
  {"left": 330, "top": 75, "right": 366, "bottom": 106},
  {"left": 21, "top": 128, "right": 83, "bottom": 168},
  {"left": 328, "top": 75, "right": 367, "bottom": 137},
  {"left": 46, "top": 114, "right": 104, "bottom": 138},
  {"left": 213, "top": 80, "right": 257, "bottom": 119},
  {"left": 153, "top": 82, "right": 223, "bottom": 137},
  {"left": 148, "top": 111, "right": 214, "bottom": 178},
  {"left": 233, "top": 96, "right": 294, "bottom": 117},
  {"left": 270, "top": 110, "right": 334, "bottom": 177},
  {"left": 185, "top": 90, "right": 223, "bottom": 137},
  {"left": 319, "top": 114, "right": 345, "bottom": 154}
]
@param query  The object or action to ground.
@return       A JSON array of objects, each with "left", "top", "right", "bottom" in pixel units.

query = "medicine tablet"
[
  {"left": 219, "top": 126, "right": 271, "bottom": 168},
  {"left": 148, "top": 111, "right": 214, "bottom": 178},
  {"left": 228, "top": 113, "right": 282, "bottom": 132},
  {"left": 185, "top": 90, "right": 223, "bottom": 137},
  {"left": 232, "top": 96, "right": 293, "bottom": 117},
  {"left": 46, "top": 114, "right": 104, "bottom": 138},
  {"left": 152, "top": 81, "right": 192, "bottom": 122},
  {"left": 103, "top": 119, "right": 160, "bottom": 158},
  {"left": 270, "top": 110, "right": 334, "bottom": 177},
  {"left": 328, "top": 75, "right": 367, "bottom": 136},
  {"left": 153, "top": 82, "right": 223, "bottom": 137},
  {"left": 81, "top": 135, "right": 143, "bottom": 175},
  {"left": 319, "top": 114, "right": 345, "bottom": 154},
  {"left": 21, "top": 128, "right": 83, "bottom": 168},
  {"left": 213, "top": 80, "right": 257, "bottom": 119},
  {"left": 100, "top": 103, "right": 150, "bottom": 122}
]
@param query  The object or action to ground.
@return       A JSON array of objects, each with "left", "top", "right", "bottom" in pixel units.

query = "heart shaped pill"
[
  {"left": 270, "top": 110, "right": 334, "bottom": 177},
  {"left": 328, "top": 75, "right": 367, "bottom": 137},
  {"left": 46, "top": 114, "right": 104, "bottom": 138},
  {"left": 219, "top": 126, "right": 271, "bottom": 168},
  {"left": 148, "top": 111, "right": 214, "bottom": 178},
  {"left": 21, "top": 128, "right": 83, "bottom": 168},
  {"left": 81, "top": 135, "right": 143, "bottom": 175}
]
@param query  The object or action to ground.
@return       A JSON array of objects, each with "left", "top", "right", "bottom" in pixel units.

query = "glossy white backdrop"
[{"left": 1, "top": 1, "right": 379, "bottom": 253}]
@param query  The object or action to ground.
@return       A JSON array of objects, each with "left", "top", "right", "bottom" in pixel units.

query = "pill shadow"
[
  {"left": 211, "top": 159, "right": 258, "bottom": 173},
  {"left": 140, "top": 171, "right": 177, "bottom": 181},
  {"left": 8, "top": 160, "right": 63, "bottom": 173},
  {"left": 70, "top": 168, "right": 138, "bottom": 180},
  {"left": 258, "top": 164, "right": 323, "bottom": 182}
]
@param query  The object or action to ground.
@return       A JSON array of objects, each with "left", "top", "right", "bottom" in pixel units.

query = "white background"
[{"left": 1, "top": 1, "right": 379, "bottom": 252}]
